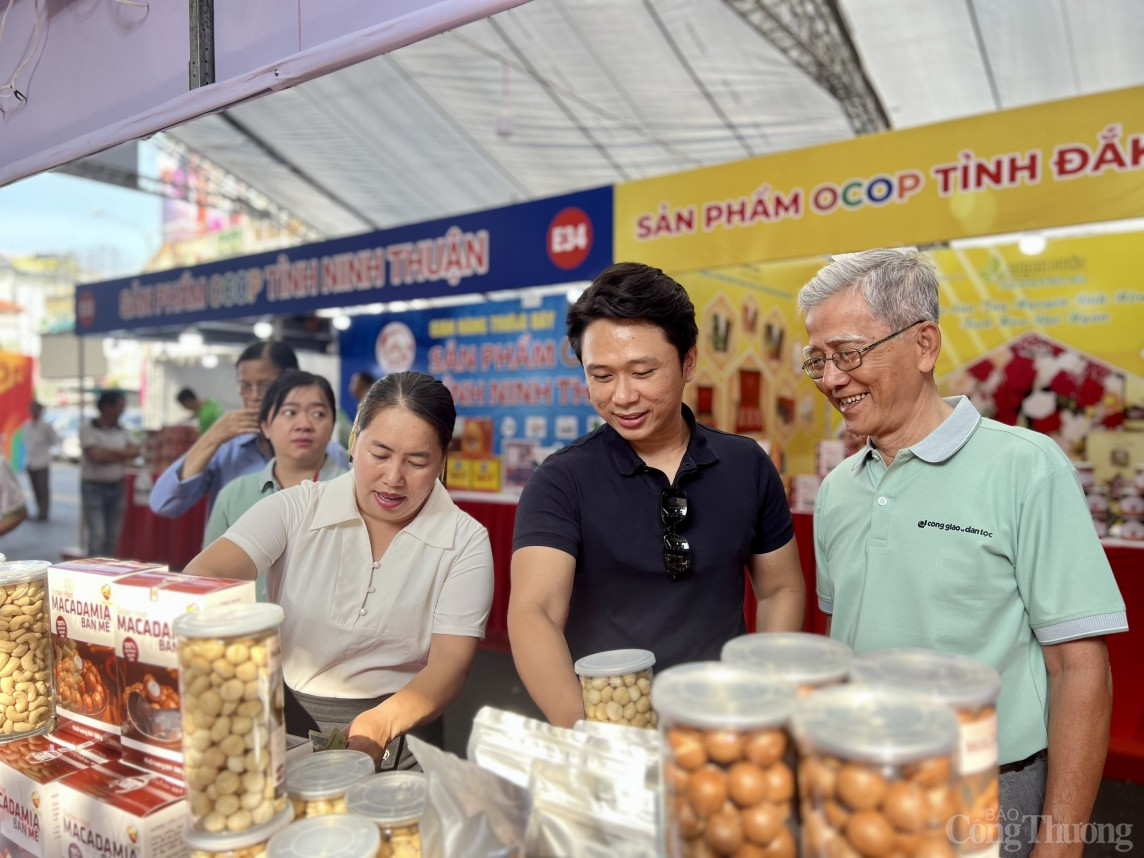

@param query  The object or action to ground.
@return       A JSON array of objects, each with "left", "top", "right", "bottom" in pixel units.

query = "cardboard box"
[
  {"left": 112, "top": 571, "right": 255, "bottom": 780},
  {"left": 43, "top": 723, "right": 122, "bottom": 765},
  {"left": 47, "top": 559, "right": 166, "bottom": 740},
  {"left": 470, "top": 458, "right": 502, "bottom": 492},
  {"left": 56, "top": 760, "right": 188, "bottom": 858},
  {"left": 0, "top": 734, "right": 98, "bottom": 858},
  {"left": 447, "top": 457, "right": 473, "bottom": 490}
]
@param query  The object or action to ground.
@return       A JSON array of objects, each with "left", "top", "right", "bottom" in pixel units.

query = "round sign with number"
[{"left": 546, "top": 207, "right": 593, "bottom": 270}]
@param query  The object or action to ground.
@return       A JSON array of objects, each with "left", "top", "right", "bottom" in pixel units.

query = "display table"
[
  {"left": 453, "top": 495, "right": 1143, "bottom": 780},
  {"left": 115, "top": 472, "right": 208, "bottom": 570}
]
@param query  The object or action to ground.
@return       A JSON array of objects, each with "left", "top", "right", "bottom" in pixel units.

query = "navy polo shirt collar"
[{"left": 602, "top": 404, "right": 720, "bottom": 477}]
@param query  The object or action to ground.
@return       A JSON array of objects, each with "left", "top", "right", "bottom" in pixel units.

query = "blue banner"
[
  {"left": 339, "top": 293, "right": 599, "bottom": 490},
  {"left": 75, "top": 187, "right": 613, "bottom": 335}
]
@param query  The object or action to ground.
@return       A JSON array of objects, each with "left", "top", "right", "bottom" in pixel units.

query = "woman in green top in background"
[{"left": 204, "top": 371, "right": 346, "bottom": 596}]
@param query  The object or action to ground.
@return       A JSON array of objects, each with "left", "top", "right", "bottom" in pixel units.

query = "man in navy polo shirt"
[{"left": 508, "top": 262, "right": 805, "bottom": 728}]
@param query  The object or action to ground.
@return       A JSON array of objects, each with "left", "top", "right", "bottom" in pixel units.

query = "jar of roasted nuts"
[
  {"left": 0, "top": 560, "right": 54, "bottom": 741},
  {"left": 346, "top": 772, "right": 427, "bottom": 858},
  {"left": 849, "top": 648, "right": 1003, "bottom": 857},
  {"left": 174, "top": 603, "right": 289, "bottom": 836},
  {"left": 791, "top": 685, "right": 961, "bottom": 858},
  {"left": 653, "top": 661, "right": 799, "bottom": 858},
  {"left": 286, "top": 750, "right": 376, "bottom": 819},
  {"left": 721, "top": 632, "right": 854, "bottom": 695},
  {"left": 184, "top": 806, "right": 294, "bottom": 858},
  {"left": 574, "top": 648, "right": 657, "bottom": 728},
  {"left": 266, "top": 814, "right": 382, "bottom": 858}
]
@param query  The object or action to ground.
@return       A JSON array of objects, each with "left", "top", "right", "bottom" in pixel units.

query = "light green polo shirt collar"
[
  {"left": 309, "top": 471, "right": 458, "bottom": 549},
  {"left": 852, "top": 395, "right": 981, "bottom": 471},
  {"left": 259, "top": 454, "right": 344, "bottom": 494}
]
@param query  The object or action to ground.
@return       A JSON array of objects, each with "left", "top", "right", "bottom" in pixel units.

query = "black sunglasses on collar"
[{"left": 660, "top": 487, "right": 690, "bottom": 582}]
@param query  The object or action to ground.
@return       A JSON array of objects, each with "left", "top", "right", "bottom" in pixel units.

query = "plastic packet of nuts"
[
  {"left": 405, "top": 734, "right": 527, "bottom": 858},
  {"left": 524, "top": 753, "right": 659, "bottom": 857},
  {"left": 467, "top": 706, "right": 652, "bottom": 791}
]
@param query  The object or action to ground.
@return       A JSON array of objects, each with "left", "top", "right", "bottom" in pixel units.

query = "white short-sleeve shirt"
[{"left": 223, "top": 472, "right": 494, "bottom": 697}]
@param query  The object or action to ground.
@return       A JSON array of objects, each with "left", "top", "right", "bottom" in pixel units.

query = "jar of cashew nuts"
[
  {"left": 574, "top": 648, "right": 657, "bottom": 729},
  {"left": 849, "top": 648, "right": 1003, "bottom": 857},
  {"left": 266, "top": 814, "right": 382, "bottom": 858},
  {"left": 0, "top": 560, "right": 54, "bottom": 741},
  {"left": 791, "top": 685, "right": 961, "bottom": 858},
  {"left": 654, "top": 661, "right": 799, "bottom": 858},
  {"left": 184, "top": 806, "right": 294, "bottom": 858},
  {"left": 345, "top": 772, "right": 427, "bottom": 858},
  {"left": 285, "top": 749, "right": 376, "bottom": 819},
  {"left": 175, "top": 603, "right": 289, "bottom": 836},
  {"left": 721, "top": 632, "right": 854, "bottom": 696}
]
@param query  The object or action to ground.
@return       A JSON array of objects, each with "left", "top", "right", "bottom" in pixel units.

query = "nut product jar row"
[
  {"left": 285, "top": 749, "right": 375, "bottom": 819},
  {"left": 721, "top": 631, "right": 853, "bottom": 695},
  {"left": 174, "top": 602, "right": 290, "bottom": 837},
  {"left": 654, "top": 661, "right": 799, "bottom": 858},
  {"left": 0, "top": 560, "right": 54, "bottom": 741}
]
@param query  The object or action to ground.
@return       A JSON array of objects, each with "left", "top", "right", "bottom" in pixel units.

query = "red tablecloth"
[{"left": 115, "top": 472, "right": 208, "bottom": 571}]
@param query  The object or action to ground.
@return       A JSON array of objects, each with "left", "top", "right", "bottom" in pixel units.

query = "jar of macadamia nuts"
[
  {"left": 184, "top": 805, "right": 294, "bottom": 858},
  {"left": 574, "top": 648, "right": 657, "bottom": 729},
  {"left": 791, "top": 685, "right": 961, "bottom": 858},
  {"left": 849, "top": 649, "right": 1003, "bottom": 857},
  {"left": 286, "top": 749, "right": 376, "bottom": 819},
  {"left": 721, "top": 632, "right": 854, "bottom": 695},
  {"left": 653, "top": 661, "right": 799, "bottom": 858},
  {"left": 175, "top": 603, "right": 289, "bottom": 836},
  {"left": 0, "top": 560, "right": 55, "bottom": 740},
  {"left": 345, "top": 772, "right": 427, "bottom": 858},
  {"left": 266, "top": 814, "right": 382, "bottom": 858}
]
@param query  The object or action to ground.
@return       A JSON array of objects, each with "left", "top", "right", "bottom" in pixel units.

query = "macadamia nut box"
[
  {"left": 112, "top": 571, "right": 254, "bottom": 781},
  {"left": 0, "top": 733, "right": 99, "bottom": 858},
  {"left": 48, "top": 559, "right": 168, "bottom": 740},
  {"left": 57, "top": 760, "right": 188, "bottom": 858}
]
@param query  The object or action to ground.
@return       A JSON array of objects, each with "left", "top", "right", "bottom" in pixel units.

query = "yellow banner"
[{"left": 615, "top": 86, "right": 1144, "bottom": 271}]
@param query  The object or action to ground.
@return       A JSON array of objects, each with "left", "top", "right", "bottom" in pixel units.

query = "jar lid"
[
  {"left": 0, "top": 560, "right": 51, "bottom": 586},
  {"left": 792, "top": 685, "right": 959, "bottom": 764},
  {"left": 184, "top": 806, "right": 293, "bottom": 850},
  {"left": 849, "top": 648, "right": 1001, "bottom": 709},
  {"left": 285, "top": 750, "right": 376, "bottom": 799},
  {"left": 721, "top": 632, "right": 853, "bottom": 687},
  {"left": 173, "top": 602, "right": 285, "bottom": 639},
  {"left": 651, "top": 662, "right": 796, "bottom": 730},
  {"left": 266, "top": 814, "right": 381, "bottom": 858},
  {"left": 345, "top": 771, "right": 427, "bottom": 827},
  {"left": 573, "top": 648, "right": 656, "bottom": 677}
]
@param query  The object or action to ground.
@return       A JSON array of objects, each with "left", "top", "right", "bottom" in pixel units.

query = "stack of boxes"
[
  {"left": 141, "top": 427, "right": 199, "bottom": 476},
  {"left": 0, "top": 557, "right": 255, "bottom": 857}
]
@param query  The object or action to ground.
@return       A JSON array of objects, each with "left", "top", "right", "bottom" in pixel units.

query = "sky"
[{"left": 0, "top": 171, "right": 163, "bottom": 278}]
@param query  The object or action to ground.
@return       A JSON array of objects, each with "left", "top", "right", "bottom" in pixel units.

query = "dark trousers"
[
  {"left": 27, "top": 467, "right": 50, "bottom": 519},
  {"left": 81, "top": 480, "right": 126, "bottom": 557}
]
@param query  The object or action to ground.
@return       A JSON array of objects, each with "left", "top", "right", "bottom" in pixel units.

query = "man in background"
[
  {"left": 22, "top": 400, "right": 59, "bottom": 521},
  {"left": 176, "top": 387, "right": 224, "bottom": 434}
]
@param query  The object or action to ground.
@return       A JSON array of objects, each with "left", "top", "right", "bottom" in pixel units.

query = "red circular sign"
[
  {"left": 77, "top": 290, "right": 96, "bottom": 328},
  {"left": 546, "top": 207, "right": 593, "bottom": 270}
]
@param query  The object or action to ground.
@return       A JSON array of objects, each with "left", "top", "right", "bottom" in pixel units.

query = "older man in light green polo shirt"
[{"left": 798, "top": 249, "right": 1127, "bottom": 858}]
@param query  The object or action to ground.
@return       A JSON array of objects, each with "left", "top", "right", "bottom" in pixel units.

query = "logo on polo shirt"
[{"left": 917, "top": 519, "right": 993, "bottom": 538}]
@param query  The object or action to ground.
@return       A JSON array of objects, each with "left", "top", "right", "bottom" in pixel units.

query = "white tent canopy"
[{"left": 158, "top": 0, "right": 1144, "bottom": 239}]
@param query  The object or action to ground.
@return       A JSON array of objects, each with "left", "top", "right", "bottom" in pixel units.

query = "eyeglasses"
[
  {"left": 660, "top": 487, "right": 690, "bottom": 582},
  {"left": 801, "top": 320, "right": 926, "bottom": 379},
  {"left": 238, "top": 381, "right": 274, "bottom": 398}
]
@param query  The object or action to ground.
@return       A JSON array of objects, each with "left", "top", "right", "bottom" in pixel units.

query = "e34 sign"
[{"left": 547, "top": 207, "right": 593, "bottom": 271}]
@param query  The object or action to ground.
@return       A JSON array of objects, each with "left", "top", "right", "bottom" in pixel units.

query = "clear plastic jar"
[
  {"left": 0, "top": 560, "right": 54, "bottom": 740},
  {"left": 175, "top": 603, "right": 289, "bottom": 835},
  {"left": 346, "top": 772, "right": 427, "bottom": 858},
  {"left": 573, "top": 648, "right": 657, "bottom": 728},
  {"left": 792, "top": 685, "right": 960, "bottom": 858},
  {"left": 653, "top": 661, "right": 798, "bottom": 858},
  {"left": 266, "top": 814, "right": 382, "bottom": 858},
  {"left": 721, "top": 632, "right": 853, "bottom": 695},
  {"left": 184, "top": 806, "right": 294, "bottom": 858},
  {"left": 849, "top": 648, "right": 1003, "bottom": 857},
  {"left": 286, "top": 749, "right": 376, "bottom": 819}
]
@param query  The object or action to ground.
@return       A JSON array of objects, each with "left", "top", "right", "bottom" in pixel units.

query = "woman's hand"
[{"left": 347, "top": 706, "right": 397, "bottom": 768}]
